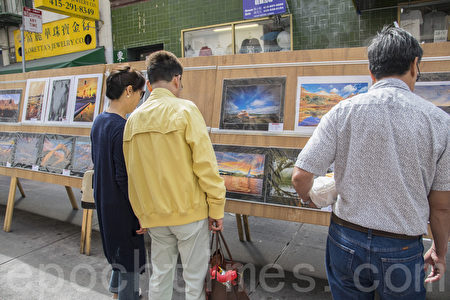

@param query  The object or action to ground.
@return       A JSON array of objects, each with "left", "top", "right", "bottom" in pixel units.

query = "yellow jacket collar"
[{"left": 150, "top": 88, "right": 176, "bottom": 100}]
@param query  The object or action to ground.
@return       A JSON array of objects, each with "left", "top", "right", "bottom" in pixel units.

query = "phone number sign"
[{"left": 35, "top": 0, "right": 99, "bottom": 21}]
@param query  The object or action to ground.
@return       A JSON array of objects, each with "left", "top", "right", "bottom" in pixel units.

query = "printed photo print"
[
  {"left": 414, "top": 81, "right": 450, "bottom": 114},
  {"left": 71, "top": 136, "right": 93, "bottom": 176},
  {"left": 46, "top": 77, "right": 72, "bottom": 122},
  {"left": 266, "top": 148, "right": 301, "bottom": 207},
  {"left": 295, "top": 76, "right": 371, "bottom": 129},
  {"left": 73, "top": 76, "right": 101, "bottom": 123},
  {"left": 220, "top": 77, "right": 286, "bottom": 131},
  {"left": 39, "top": 135, "right": 74, "bottom": 174},
  {"left": 0, "top": 132, "right": 16, "bottom": 166},
  {"left": 0, "top": 89, "right": 22, "bottom": 123},
  {"left": 13, "top": 133, "right": 43, "bottom": 169},
  {"left": 24, "top": 79, "right": 49, "bottom": 122},
  {"left": 214, "top": 145, "right": 266, "bottom": 202}
]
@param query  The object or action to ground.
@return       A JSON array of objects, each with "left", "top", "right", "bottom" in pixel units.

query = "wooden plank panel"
[
  {"left": 225, "top": 199, "right": 331, "bottom": 226},
  {"left": 210, "top": 133, "right": 309, "bottom": 149},
  {"left": 0, "top": 125, "right": 90, "bottom": 136},
  {"left": 24, "top": 65, "right": 106, "bottom": 79},
  {"left": 180, "top": 69, "right": 217, "bottom": 127},
  {"left": 0, "top": 167, "right": 82, "bottom": 188}
]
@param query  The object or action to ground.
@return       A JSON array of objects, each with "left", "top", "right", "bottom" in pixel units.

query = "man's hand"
[
  {"left": 136, "top": 219, "right": 147, "bottom": 235},
  {"left": 424, "top": 246, "right": 446, "bottom": 283},
  {"left": 209, "top": 217, "right": 223, "bottom": 232},
  {"left": 136, "top": 227, "right": 147, "bottom": 235}
]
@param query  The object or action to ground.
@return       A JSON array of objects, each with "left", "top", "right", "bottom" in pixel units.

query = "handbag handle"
[{"left": 211, "top": 231, "right": 233, "bottom": 262}]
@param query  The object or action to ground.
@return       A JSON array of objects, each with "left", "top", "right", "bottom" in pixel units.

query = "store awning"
[{"left": 0, "top": 47, "right": 106, "bottom": 75}]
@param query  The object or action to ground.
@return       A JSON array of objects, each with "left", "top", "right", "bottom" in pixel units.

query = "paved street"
[{"left": 0, "top": 175, "right": 449, "bottom": 299}]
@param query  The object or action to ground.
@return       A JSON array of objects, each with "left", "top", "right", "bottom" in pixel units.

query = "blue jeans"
[
  {"left": 326, "top": 219, "right": 426, "bottom": 300},
  {"left": 109, "top": 269, "right": 140, "bottom": 300}
]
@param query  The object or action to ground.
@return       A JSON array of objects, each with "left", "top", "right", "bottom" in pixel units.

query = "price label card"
[
  {"left": 62, "top": 169, "right": 71, "bottom": 176},
  {"left": 32, "top": 165, "right": 39, "bottom": 171},
  {"left": 6, "top": 162, "right": 11, "bottom": 168},
  {"left": 269, "top": 123, "right": 284, "bottom": 132}
]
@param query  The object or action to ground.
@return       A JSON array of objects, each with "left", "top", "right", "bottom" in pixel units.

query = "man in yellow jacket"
[{"left": 123, "top": 50, "right": 226, "bottom": 300}]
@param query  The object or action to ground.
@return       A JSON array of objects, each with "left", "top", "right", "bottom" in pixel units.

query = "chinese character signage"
[
  {"left": 243, "top": 0, "right": 286, "bottom": 20},
  {"left": 14, "top": 17, "right": 96, "bottom": 62},
  {"left": 35, "top": 0, "right": 99, "bottom": 21},
  {"left": 113, "top": 49, "right": 128, "bottom": 63}
]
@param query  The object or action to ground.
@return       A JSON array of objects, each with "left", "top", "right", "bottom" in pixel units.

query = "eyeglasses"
[
  {"left": 140, "top": 90, "right": 145, "bottom": 99},
  {"left": 416, "top": 63, "right": 421, "bottom": 82},
  {"left": 175, "top": 74, "right": 183, "bottom": 89}
]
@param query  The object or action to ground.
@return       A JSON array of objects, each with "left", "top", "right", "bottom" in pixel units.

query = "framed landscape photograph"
[
  {"left": 44, "top": 76, "right": 74, "bottom": 124},
  {"left": 414, "top": 81, "right": 450, "bottom": 114},
  {"left": 39, "top": 134, "right": 74, "bottom": 174},
  {"left": 214, "top": 144, "right": 267, "bottom": 202},
  {"left": 0, "top": 132, "right": 16, "bottom": 167},
  {"left": 0, "top": 89, "right": 22, "bottom": 123},
  {"left": 13, "top": 133, "right": 43, "bottom": 169},
  {"left": 295, "top": 76, "right": 371, "bottom": 130},
  {"left": 22, "top": 78, "right": 50, "bottom": 123},
  {"left": 220, "top": 77, "right": 286, "bottom": 131},
  {"left": 70, "top": 74, "right": 103, "bottom": 124},
  {"left": 71, "top": 136, "right": 93, "bottom": 177},
  {"left": 265, "top": 148, "right": 301, "bottom": 207}
]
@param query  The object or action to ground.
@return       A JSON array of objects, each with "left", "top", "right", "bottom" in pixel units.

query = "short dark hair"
[
  {"left": 146, "top": 50, "right": 183, "bottom": 84},
  {"left": 368, "top": 26, "right": 423, "bottom": 80},
  {"left": 106, "top": 65, "right": 145, "bottom": 100}
]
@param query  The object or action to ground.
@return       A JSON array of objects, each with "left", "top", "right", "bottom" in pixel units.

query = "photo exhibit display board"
[
  {"left": 13, "top": 132, "right": 43, "bottom": 169},
  {"left": 219, "top": 77, "right": 286, "bottom": 131},
  {"left": 214, "top": 144, "right": 267, "bottom": 203},
  {"left": 0, "top": 132, "right": 16, "bottom": 167},
  {"left": 0, "top": 89, "right": 22, "bottom": 123},
  {"left": 266, "top": 147, "right": 300, "bottom": 207},
  {"left": 415, "top": 72, "right": 450, "bottom": 114},
  {"left": 45, "top": 76, "right": 75, "bottom": 124},
  {"left": 294, "top": 76, "right": 372, "bottom": 133},
  {"left": 39, "top": 134, "right": 74, "bottom": 174},
  {"left": 22, "top": 78, "right": 50, "bottom": 123},
  {"left": 415, "top": 81, "right": 450, "bottom": 114},
  {"left": 213, "top": 144, "right": 331, "bottom": 211},
  {"left": 72, "top": 74, "right": 103, "bottom": 125},
  {"left": 71, "top": 136, "right": 93, "bottom": 177}
]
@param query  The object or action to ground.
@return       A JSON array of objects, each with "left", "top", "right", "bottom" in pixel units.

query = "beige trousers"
[{"left": 148, "top": 218, "right": 209, "bottom": 300}]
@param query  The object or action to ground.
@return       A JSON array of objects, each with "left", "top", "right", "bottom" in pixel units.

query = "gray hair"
[{"left": 368, "top": 26, "right": 423, "bottom": 80}]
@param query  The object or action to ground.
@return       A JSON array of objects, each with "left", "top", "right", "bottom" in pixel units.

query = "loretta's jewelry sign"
[{"left": 35, "top": 0, "right": 99, "bottom": 21}]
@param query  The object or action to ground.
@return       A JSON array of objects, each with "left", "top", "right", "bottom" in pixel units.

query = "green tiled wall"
[{"left": 111, "top": 0, "right": 397, "bottom": 57}]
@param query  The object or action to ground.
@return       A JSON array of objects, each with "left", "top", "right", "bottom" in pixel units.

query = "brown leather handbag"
[{"left": 205, "top": 231, "right": 250, "bottom": 300}]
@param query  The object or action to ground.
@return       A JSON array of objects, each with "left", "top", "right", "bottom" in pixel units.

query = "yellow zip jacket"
[{"left": 123, "top": 88, "right": 226, "bottom": 228}]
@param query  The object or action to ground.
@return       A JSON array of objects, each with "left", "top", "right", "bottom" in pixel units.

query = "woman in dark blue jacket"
[{"left": 91, "top": 65, "right": 146, "bottom": 299}]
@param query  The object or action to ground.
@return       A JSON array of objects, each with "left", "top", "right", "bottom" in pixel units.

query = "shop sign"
[
  {"left": 35, "top": 0, "right": 99, "bottom": 21},
  {"left": 243, "top": 0, "right": 286, "bottom": 20},
  {"left": 23, "top": 7, "right": 43, "bottom": 33},
  {"left": 14, "top": 17, "right": 96, "bottom": 62},
  {"left": 114, "top": 49, "right": 128, "bottom": 63}
]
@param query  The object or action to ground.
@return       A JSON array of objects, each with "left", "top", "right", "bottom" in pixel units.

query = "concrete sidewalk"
[{"left": 0, "top": 175, "right": 449, "bottom": 299}]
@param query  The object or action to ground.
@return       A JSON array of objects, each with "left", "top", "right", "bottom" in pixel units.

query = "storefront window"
[
  {"left": 183, "top": 25, "right": 233, "bottom": 58},
  {"left": 399, "top": 0, "right": 450, "bottom": 43},
  {"left": 181, "top": 15, "right": 292, "bottom": 57}
]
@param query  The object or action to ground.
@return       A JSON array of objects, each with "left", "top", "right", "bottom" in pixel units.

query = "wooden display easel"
[{"left": 1, "top": 166, "right": 81, "bottom": 232}]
